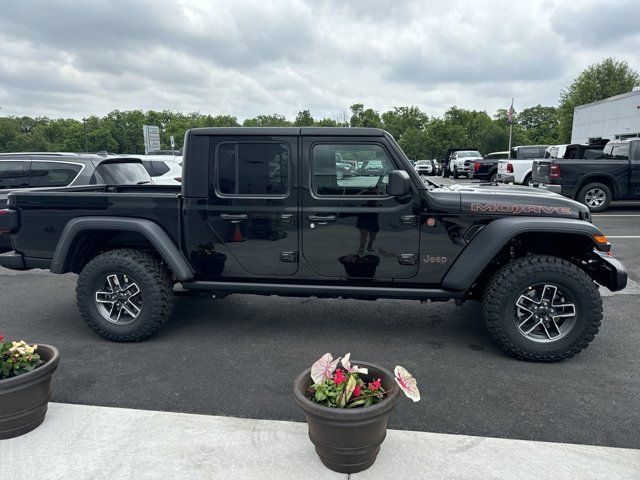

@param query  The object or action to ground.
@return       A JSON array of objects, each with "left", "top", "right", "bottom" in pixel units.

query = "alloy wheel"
[
  {"left": 514, "top": 284, "right": 577, "bottom": 343},
  {"left": 95, "top": 273, "right": 143, "bottom": 325},
  {"left": 585, "top": 188, "right": 606, "bottom": 207}
]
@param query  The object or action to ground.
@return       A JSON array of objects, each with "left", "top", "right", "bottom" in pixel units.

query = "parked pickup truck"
[
  {"left": 532, "top": 138, "right": 640, "bottom": 212},
  {"left": 0, "top": 128, "right": 627, "bottom": 362}
]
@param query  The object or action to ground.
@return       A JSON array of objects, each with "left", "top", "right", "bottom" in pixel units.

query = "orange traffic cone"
[{"left": 232, "top": 224, "right": 245, "bottom": 242}]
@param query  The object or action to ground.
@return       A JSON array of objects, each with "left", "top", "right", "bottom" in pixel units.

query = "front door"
[
  {"left": 206, "top": 135, "right": 298, "bottom": 276},
  {"left": 301, "top": 137, "right": 420, "bottom": 280}
]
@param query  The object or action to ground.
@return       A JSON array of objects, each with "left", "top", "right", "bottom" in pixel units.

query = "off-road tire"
[
  {"left": 76, "top": 249, "right": 174, "bottom": 342},
  {"left": 577, "top": 182, "right": 612, "bottom": 212},
  {"left": 483, "top": 255, "right": 602, "bottom": 362}
]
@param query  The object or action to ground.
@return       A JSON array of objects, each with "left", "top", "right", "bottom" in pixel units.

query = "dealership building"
[{"left": 571, "top": 88, "right": 640, "bottom": 144}]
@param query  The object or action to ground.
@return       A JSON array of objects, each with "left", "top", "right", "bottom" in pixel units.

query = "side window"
[
  {"left": 216, "top": 142, "right": 289, "bottom": 196},
  {"left": 0, "top": 161, "right": 28, "bottom": 190},
  {"left": 312, "top": 144, "right": 395, "bottom": 196},
  {"left": 522, "top": 148, "right": 539, "bottom": 159},
  {"left": 153, "top": 162, "right": 171, "bottom": 176},
  {"left": 29, "top": 162, "right": 83, "bottom": 187},
  {"left": 610, "top": 144, "right": 630, "bottom": 160}
]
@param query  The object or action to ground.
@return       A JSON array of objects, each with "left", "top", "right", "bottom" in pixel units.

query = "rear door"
[
  {"left": 206, "top": 135, "right": 299, "bottom": 276},
  {"left": 301, "top": 136, "right": 420, "bottom": 280}
]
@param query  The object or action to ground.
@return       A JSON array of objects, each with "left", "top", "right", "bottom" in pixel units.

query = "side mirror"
[{"left": 387, "top": 170, "right": 411, "bottom": 196}]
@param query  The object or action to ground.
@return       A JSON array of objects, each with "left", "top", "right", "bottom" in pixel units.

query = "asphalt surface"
[{"left": 1, "top": 178, "right": 639, "bottom": 449}]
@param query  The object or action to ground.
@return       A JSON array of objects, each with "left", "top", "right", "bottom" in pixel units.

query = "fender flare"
[
  {"left": 574, "top": 174, "right": 619, "bottom": 199},
  {"left": 442, "top": 216, "right": 606, "bottom": 291},
  {"left": 51, "top": 216, "right": 194, "bottom": 281}
]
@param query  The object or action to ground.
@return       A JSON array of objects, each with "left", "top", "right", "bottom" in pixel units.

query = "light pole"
[{"left": 82, "top": 118, "right": 88, "bottom": 152}]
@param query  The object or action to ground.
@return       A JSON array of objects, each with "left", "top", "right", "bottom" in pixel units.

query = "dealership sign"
[{"left": 143, "top": 125, "right": 161, "bottom": 153}]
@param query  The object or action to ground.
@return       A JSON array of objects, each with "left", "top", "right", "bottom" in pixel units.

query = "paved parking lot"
[{"left": 1, "top": 178, "right": 639, "bottom": 450}]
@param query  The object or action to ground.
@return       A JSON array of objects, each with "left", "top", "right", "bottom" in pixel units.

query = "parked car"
[
  {"left": 495, "top": 145, "right": 550, "bottom": 185},
  {"left": 0, "top": 127, "right": 626, "bottom": 362},
  {"left": 469, "top": 151, "right": 509, "bottom": 182},
  {"left": 448, "top": 150, "right": 483, "bottom": 179},
  {"left": 414, "top": 160, "right": 433, "bottom": 176},
  {"left": 0, "top": 153, "right": 153, "bottom": 252},
  {"left": 119, "top": 154, "right": 183, "bottom": 185},
  {"left": 335, "top": 161, "right": 355, "bottom": 180},
  {"left": 532, "top": 138, "right": 640, "bottom": 212},
  {"left": 442, "top": 147, "right": 477, "bottom": 178}
]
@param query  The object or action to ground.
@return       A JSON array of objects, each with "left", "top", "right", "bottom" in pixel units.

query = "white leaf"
[
  {"left": 310, "top": 353, "right": 341, "bottom": 384},
  {"left": 394, "top": 365, "right": 420, "bottom": 402}
]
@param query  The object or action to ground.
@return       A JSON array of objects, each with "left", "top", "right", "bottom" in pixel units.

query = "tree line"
[{"left": 0, "top": 58, "right": 637, "bottom": 161}]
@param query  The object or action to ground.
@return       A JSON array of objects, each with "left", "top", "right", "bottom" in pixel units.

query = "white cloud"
[{"left": 0, "top": 0, "right": 638, "bottom": 120}]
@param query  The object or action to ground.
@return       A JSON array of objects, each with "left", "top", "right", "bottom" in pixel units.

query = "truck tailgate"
[{"left": 532, "top": 160, "right": 551, "bottom": 183}]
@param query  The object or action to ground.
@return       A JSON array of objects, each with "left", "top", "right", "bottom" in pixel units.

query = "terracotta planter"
[
  {"left": 294, "top": 362, "right": 399, "bottom": 474},
  {"left": 0, "top": 344, "right": 60, "bottom": 439}
]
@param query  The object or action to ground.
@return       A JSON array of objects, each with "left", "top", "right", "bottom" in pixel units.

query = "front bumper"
[{"left": 592, "top": 251, "right": 627, "bottom": 292}]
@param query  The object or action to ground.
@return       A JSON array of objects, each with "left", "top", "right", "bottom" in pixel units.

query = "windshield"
[
  {"left": 458, "top": 151, "right": 481, "bottom": 158},
  {"left": 95, "top": 162, "right": 152, "bottom": 184}
]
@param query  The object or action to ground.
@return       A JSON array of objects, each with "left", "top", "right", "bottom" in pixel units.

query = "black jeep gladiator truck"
[
  {"left": 532, "top": 138, "right": 640, "bottom": 212},
  {"left": 0, "top": 128, "right": 627, "bottom": 362}
]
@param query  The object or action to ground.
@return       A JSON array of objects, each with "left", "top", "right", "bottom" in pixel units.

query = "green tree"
[
  {"left": 293, "top": 110, "right": 315, "bottom": 127},
  {"left": 517, "top": 105, "right": 560, "bottom": 145},
  {"left": 381, "top": 106, "right": 429, "bottom": 141},
  {"left": 242, "top": 114, "right": 291, "bottom": 127},
  {"left": 558, "top": 58, "right": 640, "bottom": 142},
  {"left": 349, "top": 104, "right": 381, "bottom": 128}
]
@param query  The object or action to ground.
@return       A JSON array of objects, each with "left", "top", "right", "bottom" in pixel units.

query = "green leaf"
[{"left": 347, "top": 399, "right": 367, "bottom": 408}]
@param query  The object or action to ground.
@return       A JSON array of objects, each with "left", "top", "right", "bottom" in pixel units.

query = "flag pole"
[{"left": 507, "top": 98, "right": 514, "bottom": 155}]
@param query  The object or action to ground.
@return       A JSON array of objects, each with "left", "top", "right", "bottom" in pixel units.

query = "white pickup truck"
[{"left": 497, "top": 145, "right": 551, "bottom": 185}]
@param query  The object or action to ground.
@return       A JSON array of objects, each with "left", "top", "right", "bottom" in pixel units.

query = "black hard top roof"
[{"left": 188, "top": 127, "right": 386, "bottom": 137}]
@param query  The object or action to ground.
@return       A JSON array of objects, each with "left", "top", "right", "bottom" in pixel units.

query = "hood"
[{"left": 449, "top": 182, "right": 589, "bottom": 220}]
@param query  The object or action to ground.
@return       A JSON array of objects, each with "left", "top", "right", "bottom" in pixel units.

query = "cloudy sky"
[{"left": 0, "top": 0, "right": 638, "bottom": 121}]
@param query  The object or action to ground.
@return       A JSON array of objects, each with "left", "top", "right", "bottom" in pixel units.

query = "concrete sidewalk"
[{"left": 2, "top": 403, "right": 639, "bottom": 479}]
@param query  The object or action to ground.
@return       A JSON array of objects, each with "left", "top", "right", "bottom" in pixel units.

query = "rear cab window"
[
  {"left": 213, "top": 141, "right": 290, "bottom": 197},
  {"left": 94, "top": 161, "right": 152, "bottom": 184}
]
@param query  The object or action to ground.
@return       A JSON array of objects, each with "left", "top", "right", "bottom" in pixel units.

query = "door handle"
[
  {"left": 308, "top": 215, "right": 337, "bottom": 222},
  {"left": 221, "top": 213, "right": 248, "bottom": 223}
]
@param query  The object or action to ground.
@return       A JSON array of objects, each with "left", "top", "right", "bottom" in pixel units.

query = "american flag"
[{"left": 507, "top": 99, "right": 515, "bottom": 124}]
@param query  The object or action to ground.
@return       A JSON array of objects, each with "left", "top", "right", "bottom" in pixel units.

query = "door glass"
[
  {"left": 312, "top": 144, "right": 394, "bottom": 196},
  {"left": 0, "top": 161, "right": 28, "bottom": 190},
  {"left": 216, "top": 142, "right": 289, "bottom": 196},
  {"left": 29, "top": 162, "right": 83, "bottom": 187}
]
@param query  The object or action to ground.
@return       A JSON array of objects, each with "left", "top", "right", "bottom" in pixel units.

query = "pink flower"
[
  {"left": 0, "top": 335, "right": 4, "bottom": 342},
  {"left": 353, "top": 384, "right": 362, "bottom": 397},
  {"left": 368, "top": 378, "right": 382, "bottom": 391},
  {"left": 333, "top": 368, "right": 346, "bottom": 385}
]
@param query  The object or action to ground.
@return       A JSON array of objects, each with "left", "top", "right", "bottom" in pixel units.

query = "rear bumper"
[
  {"left": 497, "top": 174, "right": 515, "bottom": 183},
  {"left": 0, "top": 251, "right": 52, "bottom": 271},
  {"left": 592, "top": 252, "right": 627, "bottom": 292},
  {"left": 536, "top": 183, "right": 562, "bottom": 194}
]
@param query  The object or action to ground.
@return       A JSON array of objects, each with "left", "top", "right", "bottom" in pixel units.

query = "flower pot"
[
  {"left": 0, "top": 344, "right": 60, "bottom": 439},
  {"left": 293, "top": 362, "right": 399, "bottom": 474},
  {"left": 339, "top": 254, "right": 380, "bottom": 278}
]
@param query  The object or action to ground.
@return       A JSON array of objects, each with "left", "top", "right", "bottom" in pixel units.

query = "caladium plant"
[{"left": 307, "top": 352, "right": 420, "bottom": 408}]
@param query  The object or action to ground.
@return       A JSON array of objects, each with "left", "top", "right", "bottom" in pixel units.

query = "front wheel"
[
  {"left": 453, "top": 167, "right": 459, "bottom": 179},
  {"left": 577, "top": 182, "right": 611, "bottom": 212},
  {"left": 76, "top": 249, "right": 174, "bottom": 342},
  {"left": 482, "top": 255, "right": 602, "bottom": 362}
]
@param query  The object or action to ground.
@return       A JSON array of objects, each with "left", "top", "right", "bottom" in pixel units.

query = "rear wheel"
[
  {"left": 76, "top": 249, "right": 174, "bottom": 342},
  {"left": 577, "top": 182, "right": 611, "bottom": 212},
  {"left": 523, "top": 173, "right": 532, "bottom": 186},
  {"left": 482, "top": 255, "right": 602, "bottom": 362},
  {"left": 489, "top": 171, "right": 497, "bottom": 183}
]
